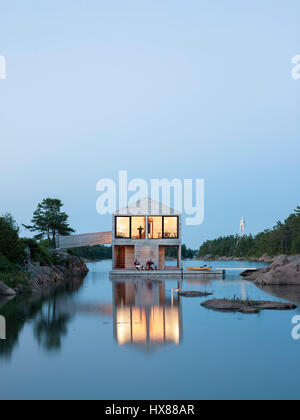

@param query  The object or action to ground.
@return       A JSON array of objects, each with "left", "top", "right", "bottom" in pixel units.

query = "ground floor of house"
[{"left": 113, "top": 244, "right": 181, "bottom": 270}]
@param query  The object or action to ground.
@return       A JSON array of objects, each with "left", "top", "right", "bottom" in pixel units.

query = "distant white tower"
[
  {"left": 241, "top": 281, "right": 247, "bottom": 301},
  {"left": 239, "top": 217, "right": 246, "bottom": 236}
]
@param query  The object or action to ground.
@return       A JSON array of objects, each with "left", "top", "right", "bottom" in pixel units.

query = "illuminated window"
[
  {"left": 163, "top": 217, "right": 178, "bottom": 239},
  {"left": 131, "top": 217, "right": 146, "bottom": 239},
  {"left": 148, "top": 217, "right": 163, "bottom": 239},
  {"left": 116, "top": 307, "right": 131, "bottom": 345},
  {"left": 116, "top": 217, "right": 130, "bottom": 238},
  {"left": 131, "top": 308, "right": 147, "bottom": 342},
  {"left": 115, "top": 215, "right": 179, "bottom": 239},
  {"left": 165, "top": 307, "right": 180, "bottom": 344},
  {"left": 149, "top": 307, "right": 165, "bottom": 342}
]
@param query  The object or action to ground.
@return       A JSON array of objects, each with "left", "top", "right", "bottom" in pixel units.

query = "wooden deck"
[{"left": 109, "top": 269, "right": 225, "bottom": 280}]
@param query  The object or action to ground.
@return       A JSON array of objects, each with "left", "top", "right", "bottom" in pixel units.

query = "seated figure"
[
  {"left": 146, "top": 259, "right": 157, "bottom": 271},
  {"left": 134, "top": 259, "right": 144, "bottom": 271}
]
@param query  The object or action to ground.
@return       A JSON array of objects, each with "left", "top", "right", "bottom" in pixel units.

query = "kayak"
[{"left": 187, "top": 267, "right": 212, "bottom": 271}]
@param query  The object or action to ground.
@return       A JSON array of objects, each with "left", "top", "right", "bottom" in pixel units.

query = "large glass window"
[
  {"left": 115, "top": 215, "right": 179, "bottom": 239},
  {"left": 116, "top": 217, "right": 130, "bottom": 238},
  {"left": 131, "top": 217, "right": 146, "bottom": 239},
  {"left": 148, "top": 217, "right": 163, "bottom": 239},
  {"left": 163, "top": 217, "right": 178, "bottom": 239}
]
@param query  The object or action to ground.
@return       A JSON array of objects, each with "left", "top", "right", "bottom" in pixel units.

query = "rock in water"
[
  {"left": 242, "top": 255, "right": 300, "bottom": 285},
  {"left": 0, "top": 281, "right": 17, "bottom": 296},
  {"left": 201, "top": 299, "right": 296, "bottom": 314},
  {"left": 241, "top": 269, "right": 258, "bottom": 278},
  {"left": 179, "top": 291, "right": 213, "bottom": 297}
]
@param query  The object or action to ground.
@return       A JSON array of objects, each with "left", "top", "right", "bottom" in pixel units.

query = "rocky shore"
[
  {"left": 0, "top": 282, "right": 16, "bottom": 296},
  {"left": 241, "top": 255, "right": 300, "bottom": 285},
  {"left": 0, "top": 250, "right": 89, "bottom": 296},
  {"left": 200, "top": 254, "right": 274, "bottom": 263}
]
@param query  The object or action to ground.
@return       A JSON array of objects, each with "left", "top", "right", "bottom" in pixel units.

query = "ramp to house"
[{"left": 56, "top": 231, "right": 112, "bottom": 249}]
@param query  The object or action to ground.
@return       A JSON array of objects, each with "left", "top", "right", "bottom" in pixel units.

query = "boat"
[{"left": 186, "top": 267, "right": 213, "bottom": 272}]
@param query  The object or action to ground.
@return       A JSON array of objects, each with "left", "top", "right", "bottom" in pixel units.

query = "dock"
[
  {"left": 218, "top": 268, "right": 258, "bottom": 272},
  {"left": 109, "top": 269, "right": 225, "bottom": 281}
]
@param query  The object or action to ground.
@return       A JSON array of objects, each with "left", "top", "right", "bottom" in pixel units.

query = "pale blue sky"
[{"left": 0, "top": 0, "right": 299, "bottom": 248}]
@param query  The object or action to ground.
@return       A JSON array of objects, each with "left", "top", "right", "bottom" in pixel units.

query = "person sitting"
[
  {"left": 146, "top": 259, "right": 157, "bottom": 271},
  {"left": 134, "top": 259, "right": 144, "bottom": 271}
]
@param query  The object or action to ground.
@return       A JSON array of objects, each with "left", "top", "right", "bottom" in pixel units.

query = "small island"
[{"left": 201, "top": 299, "right": 297, "bottom": 314}]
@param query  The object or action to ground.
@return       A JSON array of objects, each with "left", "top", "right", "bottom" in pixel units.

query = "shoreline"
[
  {"left": 241, "top": 255, "right": 300, "bottom": 286},
  {"left": 0, "top": 250, "right": 89, "bottom": 297},
  {"left": 197, "top": 254, "right": 276, "bottom": 263}
]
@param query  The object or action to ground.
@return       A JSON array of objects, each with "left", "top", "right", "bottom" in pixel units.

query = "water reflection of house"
[{"left": 113, "top": 280, "right": 183, "bottom": 352}]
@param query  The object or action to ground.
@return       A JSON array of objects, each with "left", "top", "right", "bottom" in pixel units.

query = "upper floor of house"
[{"left": 112, "top": 197, "right": 181, "bottom": 244}]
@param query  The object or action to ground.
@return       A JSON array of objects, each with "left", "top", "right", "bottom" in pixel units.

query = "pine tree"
[{"left": 23, "top": 199, "right": 75, "bottom": 248}]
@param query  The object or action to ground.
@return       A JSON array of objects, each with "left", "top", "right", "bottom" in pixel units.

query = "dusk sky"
[{"left": 0, "top": 0, "right": 299, "bottom": 248}]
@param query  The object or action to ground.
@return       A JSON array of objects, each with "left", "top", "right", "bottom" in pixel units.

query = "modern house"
[
  {"left": 57, "top": 196, "right": 224, "bottom": 280},
  {"left": 112, "top": 197, "right": 182, "bottom": 272}
]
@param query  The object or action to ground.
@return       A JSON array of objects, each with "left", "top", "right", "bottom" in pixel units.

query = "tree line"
[
  {"left": 197, "top": 206, "right": 300, "bottom": 258},
  {"left": 71, "top": 245, "right": 112, "bottom": 261},
  {"left": 72, "top": 244, "right": 197, "bottom": 261},
  {"left": 165, "top": 244, "right": 197, "bottom": 259}
]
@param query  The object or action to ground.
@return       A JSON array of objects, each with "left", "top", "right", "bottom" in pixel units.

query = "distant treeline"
[
  {"left": 198, "top": 206, "right": 300, "bottom": 258},
  {"left": 165, "top": 244, "right": 197, "bottom": 260},
  {"left": 70, "top": 244, "right": 197, "bottom": 261},
  {"left": 71, "top": 245, "right": 112, "bottom": 261}
]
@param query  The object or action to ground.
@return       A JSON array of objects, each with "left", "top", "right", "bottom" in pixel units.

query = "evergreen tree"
[
  {"left": 24, "top": 199, "right": 75, "bottom": 248},
  {"left": 0, "top": 214, "right": 25, "bottom": 264}
]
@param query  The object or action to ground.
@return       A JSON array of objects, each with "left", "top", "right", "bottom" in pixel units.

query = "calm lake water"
[{"left": 1, "top": 259, "right": 300, "bottom": 400}]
